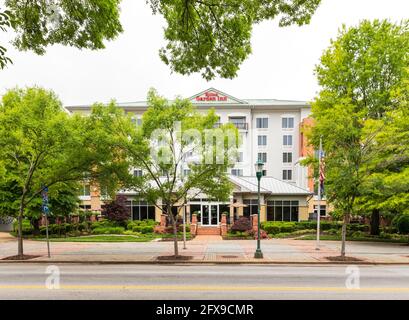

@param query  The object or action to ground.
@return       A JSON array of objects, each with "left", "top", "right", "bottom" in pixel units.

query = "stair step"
[{"left": 196, "top": 227, "right": 221, "bottom": 235}]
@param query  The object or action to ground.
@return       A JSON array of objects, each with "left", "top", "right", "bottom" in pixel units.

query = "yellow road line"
[{"left": 0, "top": 285, "right": 409, "bottom": 292}]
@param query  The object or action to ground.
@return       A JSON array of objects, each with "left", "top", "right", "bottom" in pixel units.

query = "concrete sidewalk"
[{"left": 0, "top": 233, "right": 408, "bottom": 264}]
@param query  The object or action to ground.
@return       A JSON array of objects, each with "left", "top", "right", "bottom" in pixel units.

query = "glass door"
[
  {"left": 202, "top": 205, "right": 210, "bottom": 225},
  {"left": 201, "top": 204, "right": 219, "bottom": 226}
]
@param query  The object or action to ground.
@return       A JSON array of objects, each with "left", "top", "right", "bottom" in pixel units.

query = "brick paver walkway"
[{"left": 0, "top": 233, "right": 408, "bottom": 264}]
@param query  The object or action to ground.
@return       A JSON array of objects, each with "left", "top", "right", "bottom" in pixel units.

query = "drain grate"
[{"left": 220, "top": 255, "right": 239, "bottom": 259}]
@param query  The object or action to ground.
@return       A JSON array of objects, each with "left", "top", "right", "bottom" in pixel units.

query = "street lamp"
[{"left": 254, "top": 160, "right": 264, "bottom": 259}]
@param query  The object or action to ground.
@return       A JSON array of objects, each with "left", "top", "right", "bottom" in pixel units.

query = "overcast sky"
[{"left": 0, "top": 0, "right": 408, "bottom": 106}]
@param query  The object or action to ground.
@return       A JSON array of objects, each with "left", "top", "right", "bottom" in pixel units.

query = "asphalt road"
[{"left": 0, "top": 264, "right": 408, "bottom": 300}]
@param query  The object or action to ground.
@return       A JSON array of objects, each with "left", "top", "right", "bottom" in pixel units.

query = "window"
[
  {"left": 83, "top": 184, "right": 90, "bottom": 196},
  {"left": 283, "top": 152, "right": 293, "bottom": 163},
  {"left": 283, "top": 135, "right": 293, "bottom": 146},
  {"left": 258, "top": 152, "right": 267, "bottom": 163},
  {"left": 282, "top": 117, "right": 294, "bottom": 129},
  {"left": 128, "top": 200, "right": 155, "bottom": 220},
  {"left": 283, "top": 169, "right": 292, "bottom": 180},
  {"left": 258, "top": 135, "right": 267, "bottom": 146},
  {"left": 267, "top": 200, "right": 299, "bottom": 221},
  {"left": 314, "top": 205, "right": 327, "bottom": 217},
  {"left": 231, "top": 169, "right": 243, "bottom": 176},
  {"left": 133, "top": 169, "right": 143, "bottom": 177},
  {"left": 243, "top": 199, "right": 258, "bottom": 218},
  {"left": 183, "top": 169, "right": 191, "bottom": 176},
  {"left": 256, "top": 117, "right": 268, "bottom": 129},
  {"left": 262, "top": 170, "right": 267, "bottom": 176},
  {"left": 131, "top": 117, "right": 142, "bottom": 126},
  {"left": 228, "top": 117, "right": 247, "bottom": 130},
  {"left": 237, "top": 152, "right": 243, "bottom": 162}
]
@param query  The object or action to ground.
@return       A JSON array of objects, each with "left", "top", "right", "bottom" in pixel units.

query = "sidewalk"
[{"left": 0, "top": 234, "right": 408, "bottom": 264}]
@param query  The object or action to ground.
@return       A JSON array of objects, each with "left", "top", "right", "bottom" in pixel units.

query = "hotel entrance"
[{"left": 201, "top": 203, "right": 219, "bottom": 226}]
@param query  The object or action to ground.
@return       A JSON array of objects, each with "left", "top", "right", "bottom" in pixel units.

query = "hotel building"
[{"left": 66, "top": 88, "right": 325, "bottom": 231}]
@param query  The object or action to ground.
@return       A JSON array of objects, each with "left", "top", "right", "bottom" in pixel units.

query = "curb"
[{"left": 1, "top": 259, "right": 409, "bottom": 265}]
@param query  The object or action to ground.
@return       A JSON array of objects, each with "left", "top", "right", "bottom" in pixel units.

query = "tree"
[
  {"left": 0, "top": 87, "right": 103, "bottom": 258},
  {"left": 305, "top": 19, "right": 409, "bottom": 257},
  {"left": 0, "top": 0, "right": 122, "bottom": 69},
  {"left": 149, "top": 0, "right": 321, "bottom": 80},
  {"left": 102, "top": 195, "right": 129, "bottom": 226},
  {"left": 1, "top": 1, "right": 321, "bottom": 79},
  {"left": 90, "top": 89, "right": 239, "bottom": 257}
]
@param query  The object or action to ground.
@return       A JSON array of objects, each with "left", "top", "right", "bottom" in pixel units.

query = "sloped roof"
[
  {"left": 65, "top": 88, "right": 309, "bottom": 112},
  {"left": 229, "top": 175, "right": 312, "bottom": 195}
]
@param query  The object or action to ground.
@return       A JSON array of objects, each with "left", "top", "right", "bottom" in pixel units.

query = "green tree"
[
  {"left": 1, "top": 1, "right": 321, "bottom": 79},
  {"left": 305, "top": 19, "right": 409, "bottom": 257},
  {"left": 90, "top": 89, "right": 239, "bottom": 256},
  {"left": 150, "top": 0, "right": 321, "bottom": 80},
  {"left": 0, "top": 87, "right": 101, "bottom": 258}
]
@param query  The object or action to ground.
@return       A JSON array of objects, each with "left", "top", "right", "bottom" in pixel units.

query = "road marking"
[{"left": 0, "top": 284, "right": 409, "bottom": 292}]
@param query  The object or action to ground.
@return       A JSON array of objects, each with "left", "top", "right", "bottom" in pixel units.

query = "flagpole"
[{"left": 316, "top": 137, "right": 322, "bottom": 250}]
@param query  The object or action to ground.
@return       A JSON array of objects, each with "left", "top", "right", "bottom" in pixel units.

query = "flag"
[{"left": 319, "top": 151, "right": 325, "bottom": 195}]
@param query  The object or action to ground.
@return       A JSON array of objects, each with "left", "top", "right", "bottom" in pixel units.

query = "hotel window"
[
  {"left": 256, "top": 117, "right": 268, "bottom": 129},
  {"left": 243, "top": 199, "right": 258, "bottom": 218},
  {"left": 82, "top": 184, "right": 90, "bottom": 196},
  {"left": 282, "top": 169, "right": 292, "bottom": 180},
  {"left": 283, "top": 135, "right": 293, "bottom": 146},
  {"left": 282, "top": 117, "right": 294, "bottom": 129},
  {"left": 267, "top": 200, "right": 299, "bottom": 221},
  {"left": 231, "top": 169, "right": 243, "bottom": 176},
  {"left": 183, "top": 169, "right": 191, "bottom": 176},
  {"left": 237, "top": 152, "right": 244, "bottom": 162},
  {"left": 258, "top": 135, "right": 267, "bottom": 146},
  {"left": 129, "top": 200, "right": 155, "bottom": 220},
  {"left": 228, "top": 117, "right": 247, "bottom": 130},
  {"left": 314, "top": 205, "right": 327, "bottom": 217},
  {"left": 283, "top": 152, "right": 293, "bottom": 163},
  {"left": 133, "top": 169, "right": 143, "bottom": 177},
  {"left": 258, "top": 152, "right": 267, "bottom": 163}
]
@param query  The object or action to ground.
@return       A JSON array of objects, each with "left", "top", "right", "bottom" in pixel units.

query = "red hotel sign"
[{"left": 195, "top": 91, "right": 228, "bottom": 102}]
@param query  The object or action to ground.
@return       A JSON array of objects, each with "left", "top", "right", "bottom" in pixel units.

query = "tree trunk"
[
  {"left": 168, "top": 207, "right": 178, "bottom": 257},
  {"left": 173, "top": 219, "right": 179, "bottom": 257},
  {"left": 17, "top": 202, "right": 24, "bottom": 258},
  {"left": 340, "top": 213, "right": 348, "bottom": 258},
  {"left": 370, "top": 209, "right": 380, "bottom": 236}
]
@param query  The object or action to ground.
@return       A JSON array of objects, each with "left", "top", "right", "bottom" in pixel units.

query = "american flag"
[{"left": 318, "top": 150, "right": 325, "bottom": 194}]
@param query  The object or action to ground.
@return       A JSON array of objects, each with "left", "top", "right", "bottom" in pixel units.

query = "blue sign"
[{"left": 42, "top": 185, "right": 49, "bottom": 215}]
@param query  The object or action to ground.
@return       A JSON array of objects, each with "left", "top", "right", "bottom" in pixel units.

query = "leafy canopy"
[{"left": 1, "top": 0, "right": 321, "bottom": 79}]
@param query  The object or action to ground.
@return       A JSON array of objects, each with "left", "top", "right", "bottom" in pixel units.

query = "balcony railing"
[{"left": 230, "top": 122, "right": 248, "bottom": 130}]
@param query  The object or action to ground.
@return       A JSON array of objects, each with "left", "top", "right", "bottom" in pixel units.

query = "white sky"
[{"left": 0, "top": 0, "right": 408, "bottom": 106}]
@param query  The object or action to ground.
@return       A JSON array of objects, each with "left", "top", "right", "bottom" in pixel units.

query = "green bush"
[
  {"left": 396, "top": 214, "right": 409, "bottom": 235},
  {"left": 261, "top": 221, "right": 297, "bottom": 234},
  {"left": 127, "top": 219, "right": 157, "bottom": 230},
  {"left": 13, "top": 219, "right": 32, "bottom": 235},
  {"left": 90, "top": 220, "right": 118, "bottom": 230},
  {"left": 92, "top": 227, "right": 125, "bottom": 235},
  {"left": 178, "top": 224, "right": 190, "bottom": 232},
  {"left": 348, "top": 223, "right": 369, "bottom": 232}
]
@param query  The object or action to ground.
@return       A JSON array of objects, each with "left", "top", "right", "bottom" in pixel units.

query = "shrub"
[
  {"left": 101, "top": 195, "right": 130, "bottom": 225},
  {"left": 348, "top": 223, "right": 370, "bottom": 232},
  {"left": 132, "top": 225, "right": 154, "bottom": 234},
  {"left": 91, "top": 220, "right": 118, "bottom": 230},
  {"left": 13, "top": 219, "right": 33, "bottom": 235},
  {"left": 396, "top": 214, "right": 409, "bottom": 235},
  {"left": 178, "top": 224, "right": 190, "bottom": 232},
  {"left": 231, "top": 217, "right": 252, "bottom": 232},
  {"left": 92, "top": 227, "right": 125, "bottom": 235}
]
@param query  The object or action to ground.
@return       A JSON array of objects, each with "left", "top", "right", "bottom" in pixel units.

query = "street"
[{"left": 0, "top": 264, "right": 408, "bottom": 299}]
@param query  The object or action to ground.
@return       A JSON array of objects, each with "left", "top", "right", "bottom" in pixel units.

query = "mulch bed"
[
  {"left": 1, "top": 255, "right": 41, "bottom": 261},
  {"left": 156, "top": 255, "right": 193, "bottom": 261},
  {"left": 325, "top": 256, "right": 363, "bottom": 262}
]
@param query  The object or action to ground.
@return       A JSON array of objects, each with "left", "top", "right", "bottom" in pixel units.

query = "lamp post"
[{"left": 254, "top": 160, "right": 264, "bottom": 259}]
